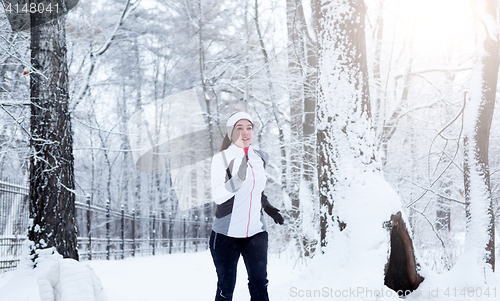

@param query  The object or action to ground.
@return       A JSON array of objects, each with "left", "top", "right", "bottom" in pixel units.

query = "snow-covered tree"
[
  {"left": 463, "top": 0, "right": 498, "bottom": 272},
  {"left": 285, "top": 0, "right": 319, "bottom": 258},
  {"left": 315, "top": 0, "right": 375, "bottom": 247},
  {"left": 314, "top": 0, "right": 423, "bottom": 293}
]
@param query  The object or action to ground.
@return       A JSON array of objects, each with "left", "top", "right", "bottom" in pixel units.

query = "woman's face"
[{"left": 232, "top": 119, "right": 253, "bottom": 148}]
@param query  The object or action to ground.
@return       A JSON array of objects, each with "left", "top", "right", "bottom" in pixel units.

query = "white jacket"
[{"left": 211, "top": 144, "right": 268, "bottom": 238}]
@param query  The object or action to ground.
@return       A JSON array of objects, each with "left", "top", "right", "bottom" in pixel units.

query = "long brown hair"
[{"left": 220, "top": 134, "right": 232, "bottom": 151}]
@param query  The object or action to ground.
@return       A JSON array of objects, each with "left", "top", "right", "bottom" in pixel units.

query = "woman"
[{"left": 210, "top": 112, "right": 284, "bottom": 301}]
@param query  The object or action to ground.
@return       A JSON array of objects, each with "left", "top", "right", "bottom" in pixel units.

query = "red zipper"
[{"left": 246, "top": 161, "right": 255, "bottom": 237}]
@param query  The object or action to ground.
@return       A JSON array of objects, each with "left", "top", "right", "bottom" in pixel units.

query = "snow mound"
[
  {"left": 413, "top": 251, "right": 499, "bottom": 300},
  {"left": 37, "top": 257, "right": 107, "bottom": 301},
  {"left": 294, "top": 172, "right": 403, "bottom": 300},
  {"left": 0, "top": 247, "right": 107, "bottom": 301}
]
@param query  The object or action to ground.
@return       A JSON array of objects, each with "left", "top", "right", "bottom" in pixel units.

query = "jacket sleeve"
[
  {"left": 254, "top": 149, "right": 269, "bottom": 169},
  {"left": 261, "top": 191, "right": 270, "bottom": 208},
  {"left": 211, "top": 152, "right": 245, "bottom": 205}
]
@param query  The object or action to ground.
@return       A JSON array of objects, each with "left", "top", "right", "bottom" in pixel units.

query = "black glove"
[
  {"left": 261, "top": 193, "right": 284, "bottom": 225},
  {"left": 264, "top": 204, "right": 284, "bottom": 225}
]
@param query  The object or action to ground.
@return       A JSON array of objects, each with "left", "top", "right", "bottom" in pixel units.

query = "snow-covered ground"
[
  {"left": 1, "top": 247, "right": 499, "bottom": 301},
  {"left": 0, "top": 249, "right": 301, "bottom": 301},
  {"left": 85, "top": 250, "right": 300, "bottom": 301}
]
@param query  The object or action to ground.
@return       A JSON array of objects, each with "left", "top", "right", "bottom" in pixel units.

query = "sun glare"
[{"left": 408, "top": 0, "right": 474, "bottom": 53}]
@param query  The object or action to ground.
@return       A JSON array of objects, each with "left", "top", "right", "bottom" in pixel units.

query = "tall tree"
[
  {"left": 28, "top": 11, "right": 78, "bottom": 260},
  {"left": 286, "top": 0, "right": 305, "bottom": 227},
  {"left": 315, "top": 0, "right": 374, "bottom": 246},
  {"left": 463, "top": 0, "right": 498, "bottom": 271},
  {"left": 254, "top": 0, "right": 287, "bottom": 191},
  {"left": 314, "top": 0, "right": 423, "bottom": 292},
  {"left": 286, "top": 0, "right": 318, "bottom": 257}
]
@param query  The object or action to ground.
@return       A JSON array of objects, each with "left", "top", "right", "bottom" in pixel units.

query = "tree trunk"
[
  {"left": 463, "top": 0, "right": 498, "bottom": 272},
  {"left": 385, "top": 212, "right": 425, "bottom": 295},
  {"left": 254, "top": 0, "right": 287, "bottom": 191},
  {"left": 300, "top": 0, "right": 319, "bottom": 257},
  {"left": 118, "top": 85, "right": 131, "bottom": 211},
  {"left": 133, "top": 38, "right": 143, "bottom": 216},
  {"left": 315, "top": 0, "right": 374, "bottom": 247},
  {"left": 314, "top": 0, "right": 423, "bottom": 292},
  {"left": 286, "top": 0, "right": 320, "bottom": 257},
  {"left": 372, "top": 0, "right": 384, "bottom": 130},
  {"left": 436, "top": 181, "right": 451, "bottom": 231},
  {"left": 283, "top": 0, "right": 319, "bottom": 257},
  {"left": 286, "top": 0, "right": 304, "bottom": 224},
  {"left": 28, "top": 14, "right": 78, "bottom": 261}
]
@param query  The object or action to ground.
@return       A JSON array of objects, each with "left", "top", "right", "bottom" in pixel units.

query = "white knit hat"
[{"left": 225, "top": 112, "right": 253, "bottom": 136}]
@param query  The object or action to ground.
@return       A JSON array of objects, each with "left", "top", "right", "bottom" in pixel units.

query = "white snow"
[
  {"left": 0, "top": 248, "right": 301, "bottom": 301},
  {"left": 2, "top": 246, "right": 498, "bottom": 300}
]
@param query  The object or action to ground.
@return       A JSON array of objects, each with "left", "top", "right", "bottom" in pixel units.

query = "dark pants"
[{"left": 210, "top": 231, "right": 269, "bottom": 301}]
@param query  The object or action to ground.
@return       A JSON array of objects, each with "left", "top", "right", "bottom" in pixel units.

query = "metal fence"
[
  {"left": 0, "top": 181, "right": 212, "bottom": 272},
  {"left": 75, "top": 198, "right": 212, "bottom": 260},
  {"left": 0, "top": 181, "right": 29, "bottom": 271}
]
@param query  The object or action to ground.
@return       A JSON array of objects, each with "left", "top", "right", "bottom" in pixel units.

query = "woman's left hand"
[{"left": 264, "top": 205, "right": 284, "bottom": 225}]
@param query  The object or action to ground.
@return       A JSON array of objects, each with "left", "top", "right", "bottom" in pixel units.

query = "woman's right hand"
[
  {"left": 227, "top": 153, "right": 248, "bottom": 182},
  {"left": 236, "top": 154, "right": 248, "bottom": 180}
]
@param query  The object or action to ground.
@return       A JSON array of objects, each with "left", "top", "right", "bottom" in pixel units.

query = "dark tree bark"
[
  {"left": 28, "top": 13, "right": 78, "bottom": 261},
  {"left": 385, "top": 212, "right": 424, "bottom": 295}
]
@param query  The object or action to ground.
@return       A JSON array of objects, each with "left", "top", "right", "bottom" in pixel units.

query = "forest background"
[{"left": 0, "top": 0, "right": 499, "bottom": 273}]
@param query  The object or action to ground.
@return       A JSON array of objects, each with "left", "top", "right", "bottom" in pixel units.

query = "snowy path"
[{"left": 82, "top": 250, "right": 298, "bottom": 301}]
